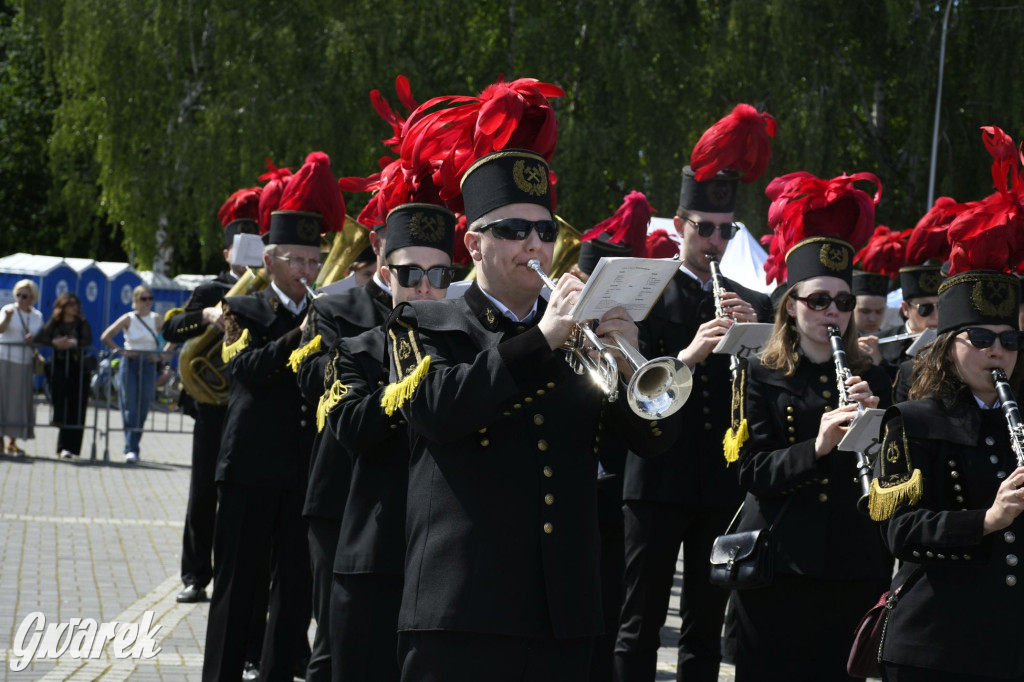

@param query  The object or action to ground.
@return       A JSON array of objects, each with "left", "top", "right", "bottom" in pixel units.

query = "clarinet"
[
  {"left": 707, "top": 255, "right": 740, "bottom": 381},
  {"left": 991, "top": 369, "right": 1024, "bottom": 467},
  {"left": 827, "top": 325, "right": 873, "bottom": 513}
]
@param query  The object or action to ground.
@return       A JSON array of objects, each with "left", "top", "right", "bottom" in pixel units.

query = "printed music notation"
[
  {"left": 571, "top": 257, "right": 680, "bottom": 322},
  {"left": 712, "top": 323, "right": 773, "bottom": 358}
]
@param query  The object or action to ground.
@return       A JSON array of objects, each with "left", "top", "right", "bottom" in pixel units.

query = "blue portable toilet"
[
  {"left": 64, "top": 257, "right": 107, "bottom": 351},
  {"left": 96, "top": 262, "right": 143, "bottom": 332},
  {"left": 137, "top": 270, "right": 189, "bottom": 319}
]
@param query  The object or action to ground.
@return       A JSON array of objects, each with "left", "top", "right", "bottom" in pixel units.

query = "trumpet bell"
[{"left": 627, "top": 358, "right": 692, "bottom": 420}]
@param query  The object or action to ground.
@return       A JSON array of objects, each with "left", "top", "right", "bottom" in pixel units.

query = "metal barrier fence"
[{"left": 0, "top": 342, "right": 192, "bottom": 462}]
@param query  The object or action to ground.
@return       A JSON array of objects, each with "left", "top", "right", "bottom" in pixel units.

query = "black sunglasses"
[
  {"left": 15, "top": 293, "right": 30, "bottom": 299},
  {"left": 685, "top": 217, "right": 739, "bottom": 240},
  {"left": 960, "top": 327, "right": 1024, "bottom": 351},
  {"left": 913, "top": 302, "right": 936, "bottom": 317},
  {"left": 389, "top": 265, "right": 456, "bottom": 289},
  {"left": 476, "top": 218, "right": 558, "bottom": 243},
  {"left": 794, "top": 292, "right": 857, "bottom": 312},
  {"left": 137, "top": 296, "right": 154, "bottom": 302}
]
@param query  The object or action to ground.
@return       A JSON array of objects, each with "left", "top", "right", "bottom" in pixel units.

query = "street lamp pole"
[{"left": 927, "top": 0, "right": 956, "bottom": 209}]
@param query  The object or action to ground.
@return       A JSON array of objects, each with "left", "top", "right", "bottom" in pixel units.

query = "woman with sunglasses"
[
  {"left": 0, "top": 280, "right": 43, "bottom": 456},
  {"left": 34, "top": 293, "right": 94, "bottom": 458},
  {"left": 870, "top": 270, "right": 1024, "bottom": 682},
  {"left": 732, "top": 236, "right": 894, "bottom": 681},
  {"left": 101, "top": 285, "right": 163, "bottom": 463}
]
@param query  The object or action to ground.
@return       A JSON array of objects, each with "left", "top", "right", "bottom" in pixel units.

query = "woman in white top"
[
  {"left": 101, "top": 285, "right": 163, "bottom": 463},
  {"left": 0, "top": 280, "right": 44, "bottom": 455}
]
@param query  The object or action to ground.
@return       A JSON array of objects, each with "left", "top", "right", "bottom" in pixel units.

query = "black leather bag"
[
  {"left": 709, "top": 528, "right": 773, "bottom": 590},
  {"left": 709, "top": 497, "right": 792, "bottom": 591}
]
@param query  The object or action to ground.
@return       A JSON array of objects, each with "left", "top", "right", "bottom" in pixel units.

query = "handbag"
[
  {"left": 846, "top": 566, "right": 924, "bottom": 678},
  {"left": 709, "top": 496, "right": 793, "bottom": 591}
]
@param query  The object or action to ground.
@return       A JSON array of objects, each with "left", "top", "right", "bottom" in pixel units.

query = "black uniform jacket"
[
  {"left": 624, "top": 270, "right": 773, "bottom": 508},
  {"left": 162, "top": 271, "right": 235, "bottom": 342},
  {"left": 390, "top": 282, "right": 681, "bottom": 639},
  {"left": 879, "top": 397, "right": 1024, "bottom": 678},
  {"left": 297, "top": 280, "right": 392, "bottom": 520},
  {"left": 217, "top": 288, "right": 313, "bottom": 490},
  {"left": 736, "top": 355, "right": 893, "bottom": 580},
  {"left": 327, "top": 326, "right": 408, "bottom": 575}
]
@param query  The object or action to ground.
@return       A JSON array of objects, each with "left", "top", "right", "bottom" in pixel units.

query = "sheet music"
[
  {"left": 712, "top": 323, "right": 774, "bottom": 359},
  {"left": 231, "top": 233, "right": 265, "bottom": 268},
  {"left": 571, "top": 257, "right": 679, "bottom": 322},
  {"left": 907, "top": 327, "right": 936, "bottom": 356},
  {"left": 838, "top": 408, "right": 885, "bottom": 453}
]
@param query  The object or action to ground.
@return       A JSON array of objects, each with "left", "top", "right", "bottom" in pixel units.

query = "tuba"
[
  {"left": 178, "top": 267, "right": 269, "bottom": 406},
  {"left": 315, "top": 215, "right": 372, "bottom": 287}
]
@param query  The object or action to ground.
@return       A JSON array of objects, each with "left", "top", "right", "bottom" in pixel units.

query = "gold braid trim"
[
  {"left": 287, "top": 334, "right": 321, "bottom": 373},
  {"left": 163, "top": 307, "right": 185, "bottom": 323},
  {"left": 221, "top": 328, "right": 251, "bottom": 363},
  {"left": 868, "top": 468, "right": 923, "bottom": 522},
  {"left": 316, "top": 379, "right": 349, "bottom": 433},
  {"left": 722, "top": 367, "right": 748, "bottom": 465}
]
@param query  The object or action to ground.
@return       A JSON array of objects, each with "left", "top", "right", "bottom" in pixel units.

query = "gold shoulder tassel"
[
  {"left": 287, "top": 334, "right": 321, "bottom": 373},
  {"left": 316, "top": 379, "right": 349, "bottom": 432},
  {"left": 221, "top": 328, "right": 251, "bottom": 363},
  {"left": 722, "top": 367, "right": 748, "bottom": 465},
  {"left": 163, "top": 307, "right": 185, "bottom": 323},
  {"left": 380, "top": 356, "right": 431, "bottom": 417},
  {"left": 868, "top": 468, "right": 923, "bottom": 522}
]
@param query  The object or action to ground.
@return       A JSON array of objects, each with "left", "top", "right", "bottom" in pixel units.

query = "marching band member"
[
  {"left": 202, "top": 152, "right": 342, "bottom": 682},
  {"left": 325, "top": 202, "right": 457, "bottom": 682},
  {"left": 616, "top": 104, "right": 776, "bottom": 682},
  {"left": 733, "top": 172, "right": 894, "bottom": 681},
  {"left": 871, "top": 126, "right": 1024, "bottom": 682},
  {"left": 383, "top": 149, "right": 681, "bottom": 682}
]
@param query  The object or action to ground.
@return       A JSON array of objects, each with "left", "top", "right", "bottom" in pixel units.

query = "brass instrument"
[
  {"left": 527, "top": 258, "right": 692, "bottom": 420},
  {"left": 827, "top": 324, "right": 873, "bottom": 513},
  {"left": 316, "top": 215, "right": 372, "bottom": 287},
  {"left": 178, "top": 267, "right": 269, "bottom": 406},
  {"left": 991, "top": 369, "right": 1024, "bottom": 467}
]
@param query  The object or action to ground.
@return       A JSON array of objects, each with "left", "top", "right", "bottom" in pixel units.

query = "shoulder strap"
[
  {"left": 132, "top": 312, "right": 161, "bottom": 346},
  {"left": 723, "top": 494, "right": 796, "bottom": 535}
]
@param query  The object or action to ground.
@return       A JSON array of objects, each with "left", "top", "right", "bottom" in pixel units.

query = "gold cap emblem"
[
  {"left": 408, "top": 212, "right": 445, "bottom": 242},
  {"left": 513, "top": 160, "right": 548, "bottom": 197},
  {"left": 819, "top": 243, "right": 849, "bottom": 272},
  {"left": 971, "top": 280, "right": 1015, "bottom": 318}
]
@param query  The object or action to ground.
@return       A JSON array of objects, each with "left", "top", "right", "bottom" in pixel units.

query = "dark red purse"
[{"left": 847, "top": 567, "right": 923, "bottom": 678}]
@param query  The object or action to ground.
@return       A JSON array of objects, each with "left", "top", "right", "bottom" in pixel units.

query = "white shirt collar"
[
  {"left": 373, "top": 272, "right": 392, "bottom": 296},
  {"left": 478, "top": 286, "right": 539, "bottom": 323},
  {"left": 974, "top": 394, "right": 1001, "bottom": 410},
  {"left": 678, "top": 261, "right": 714, "bottom": 292},
  {"left": 270, "top": 281, "right": 307, "bottom": 315}
]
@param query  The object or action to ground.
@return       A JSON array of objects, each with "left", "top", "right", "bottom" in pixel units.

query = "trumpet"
[
  {"left": 299, "top": 277, "right": 318, "bottom": 299},
  {"left": 991, "top": 369, "right": 1024, "bottom": 467},
  {"left": 527, "top": 259, "right": 692, "bottom": 420},
  {"left": 827, "top": 325, "right": 873, "bottom": 513}
]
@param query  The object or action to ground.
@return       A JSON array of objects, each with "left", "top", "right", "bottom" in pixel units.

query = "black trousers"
[
  {"left": 614, "top": 501, "right": 734, "bottom": 682},
  {"left": 306, "top": 517, "right": 340, "bottom": 682},
  {"left": 399, "top": 630, "right": 593, "bottom": 682},
  {"left": 592, "top": 520, "right": 624, "bottom": 682},
  {"left": 331, "top": 572, "right": 403, "bottom": 682},
  {"left": 180, "top": 403, "right": 225, "bottom": 590},
  {"left": 202, "top": 483, "right": 312, "bottom": 682}
]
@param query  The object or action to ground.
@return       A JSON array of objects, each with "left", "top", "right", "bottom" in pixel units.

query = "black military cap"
[
  {"left": 461, "top": 149, "right": 553, "bottom": 224},
  {"left": 678, "top": 165, "right": 739, "bottom": 214},
  {"left": 223, "top": 219, "right": 259, "bottom": 249},
  {"left": 577, "top": 233, "right": 632, "bottom": 276},
  {"left": 899, "top": 265, "right": 943, "bottom": 301},
  {"left": 267, "top": 211, "right": 324, "bottom": 247},
  {"left": 785, "top": 237, "right": 855, "bottom": 289},
  {"left": 852, "top": 271, "right": 890, "bottom": 297},
  {"left": 384, "top": 203, "right": 457, "bottom": 258},
  {"left": 937, "top": 270, "right": 1021, "bottom": 334}
]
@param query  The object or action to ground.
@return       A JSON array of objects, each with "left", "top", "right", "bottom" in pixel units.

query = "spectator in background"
[
  {"left": 0, "top": 280, "right": 43, "bottom": 456},
  {"left": 101, "top": 284, "right": 163, "bottom": 464},
  {"left": 35, "top": 292, "right": 94, "bottom": 458}
]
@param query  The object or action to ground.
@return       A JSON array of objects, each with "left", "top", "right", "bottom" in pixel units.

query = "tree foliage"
[{"left": 4, "top": 0, "right": 1023, "bottom": 275}]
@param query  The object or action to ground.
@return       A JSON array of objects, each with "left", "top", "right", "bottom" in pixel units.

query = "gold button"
[
  {"left": 543, "top": 466, "right": 553, "bottom": 478},
  {"left": 702, "top": 391, "right": 710, "bottom": 398},
  {"left": 788, "top": 437, "right": 796, "bottom": 444},
  {"left": 513, "top": 403, "right": 522, "bottom": 410},
  {"left": 537, "top": 440, "right": 549, "bottom": 451},
  {"left": 546, "top": 382, "right": 555, "bottom": 389},
  {"left": 533, "top": 414, "right": 545, "bottom": 426},
  {"left": 821, "top": 478, "right": 829, "bottom": 485},
  {"left": 524, "top": 397, "right": 533, "bottom": 403},
  {"left": 544, "top": 494, "right": 554, "bottom": 505},
  {"left": 480, "top": 438, "right": 490, "bottom": 447},
  {"left": 650, "top": 420, "right": 658, "bottom": 427},
  {"left": 819, "top": 375, "right": 829, "bottom": 383},
  {"left": 653, "top": 429, "right": 662, "bottom": 437},
  {"left": 536, "top": 389, "right": 545, "bottom": 396},
  {"left": 823, "top": 390, "right": 833, "bottom": 399},
  {"left": 786, "top": 405, "right": 794, "bottom": 413},
  {"left": 593, "top": 446, "right": 600, "bottom": 453},
  {"left": 818, "top": 493, "right": 828, "bottom": 503},
  {"left": 785, "top": 415, "right": 794, "bottom": 423},
  {"left": 700, "top": 374, "right": 709, "bottom": 383},
  {"left": 702, "top": 407, "right": 711, "bottom": 415},
  {"left": 704, "top": 423, "right": 712, "bottom": 430},
  {"left": 787, "top": 426, "right": 795, "bottom": 434},
  {"left": 503, "top": 411, "right": 511, "bottom": 416},
  {"left": 543, "top": 523, "right": 554, "bottom": 534},
  {"left": 478, "top": 427, "right": 488, "bottom": 434},
  {"left": 390, "top": 424, "right": 399, "bottom": 430}
]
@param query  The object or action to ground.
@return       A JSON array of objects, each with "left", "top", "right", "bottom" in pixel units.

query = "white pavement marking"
[{"left": 0, "top": 513, "right": 184, "bottom": 529}]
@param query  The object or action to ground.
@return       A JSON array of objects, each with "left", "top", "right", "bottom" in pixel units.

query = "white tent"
[{"left": 647, "top": 217, "right": 772, "bottom": 293}]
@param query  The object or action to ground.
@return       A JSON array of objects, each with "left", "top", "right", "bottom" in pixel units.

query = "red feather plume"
[
  {"left": 690, "top": 103, "right": 778, "bottom": 183},
  {"left": 904, "top": 196, "right": 969, "bottom": 265},
  {"left": 580, "top": 191, "right": 656, "bottom": 258},
  {"left": 257, "top": 160, "right": 293, "bottom": 234},
  {"left": 277, "top": 151, "right": 345, "bottom": 234},
  {"left": 645, "top": 229, "right": 679, "bottom": 259},
  {"left": 217, "top": 187, "right": 262, "bottom": 227},
  {"left": 854, "top": 225, "right": 908, "bottom": 278}
]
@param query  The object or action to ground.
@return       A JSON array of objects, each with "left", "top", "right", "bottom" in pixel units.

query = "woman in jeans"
[
  {"left": 0, "top": 280, "right": 44, "bottom": 456},
  {"left": 35, "top": 292, "right": 94, "bottom": 458},
  {"left": 101, "top": 285, "right": 162, "bottom": 463}
]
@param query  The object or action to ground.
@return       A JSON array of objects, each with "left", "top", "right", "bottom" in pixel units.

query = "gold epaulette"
[
  {"left": 380, "top": 317, "right": 430, "bottom": 417},
  {"left": 316, "top": 379, "right": 349, "bottom": 432},
  {"left": 722, "top": 367, "right": 749, "bottom": 465},
  {"left": 221, "top": 328, "right": 251, "bottom": 363},
  {"left": 163, "top": 307, "right": 185, "bottom": 323},
  {"left": 287, "top": 334, "right": 321, "bottom": 373}
]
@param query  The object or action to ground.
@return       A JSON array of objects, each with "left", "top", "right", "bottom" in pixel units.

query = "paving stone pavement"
[{"left": 1, "top": 402, "right": 736, "bottom": 681}]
